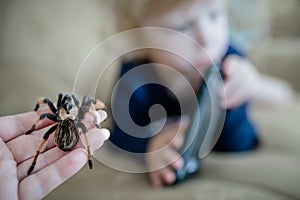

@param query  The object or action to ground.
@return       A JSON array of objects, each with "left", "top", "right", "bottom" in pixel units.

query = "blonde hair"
[{"left": 113, "top": 0, "right": 206, "bottom": 31}]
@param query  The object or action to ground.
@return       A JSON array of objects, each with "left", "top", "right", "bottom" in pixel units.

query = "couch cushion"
[
  {"left": 45, "top": 95, "right": 300, "bottom": 200},
  {"left": 45, "top": 159, "right": 295, "bottom": 200}
]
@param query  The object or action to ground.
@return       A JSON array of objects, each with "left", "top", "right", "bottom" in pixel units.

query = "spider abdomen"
[{"left": 55, "top": 119, "right": 79, "bottom": 151}]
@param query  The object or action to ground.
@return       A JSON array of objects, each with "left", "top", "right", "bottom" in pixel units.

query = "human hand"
[
  {"left": 221, "top": 55, "right": 262, "bottom": 109},
  {"left": 0, "top": 108, "right": 109, "bottom": 200},
  {"left": 146, "top": 118, "right": 189, "bottom": 188}
]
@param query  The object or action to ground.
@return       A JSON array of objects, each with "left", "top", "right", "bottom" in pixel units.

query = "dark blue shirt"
[{"left": 110, "top": 46, "right": 259, "bottom": 153}]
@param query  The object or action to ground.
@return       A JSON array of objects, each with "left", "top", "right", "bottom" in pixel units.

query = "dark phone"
[{"left": 174, "top": 64, "right": 225, "bottom": 184}]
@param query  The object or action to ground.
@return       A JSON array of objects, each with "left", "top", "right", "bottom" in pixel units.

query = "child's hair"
[{"left": 113, "top": 0, "right": 211, "bottom": 31}]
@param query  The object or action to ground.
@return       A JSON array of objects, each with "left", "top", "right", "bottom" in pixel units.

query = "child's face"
[{"left": 140, "top": 0, "right": 229, "bottom": 79}]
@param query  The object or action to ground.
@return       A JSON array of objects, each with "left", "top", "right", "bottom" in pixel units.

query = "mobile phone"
[{"left": 174, "top": 64, "right": 225, "bottom": 184}]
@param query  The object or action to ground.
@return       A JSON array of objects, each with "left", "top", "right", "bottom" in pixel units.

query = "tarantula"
[{"left": 25, "top": 93, "right": 105, "bottom": 175}]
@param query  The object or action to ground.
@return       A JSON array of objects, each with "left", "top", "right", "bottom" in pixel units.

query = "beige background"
[{"left": 0, "top": 0, "right": 300, "bottom": 115}]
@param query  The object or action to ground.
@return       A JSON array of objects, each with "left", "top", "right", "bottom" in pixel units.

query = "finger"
[
  {"left": 161, "top": 167, "right": 176, "bottom": 185},
  {"left": 77, "top": 128, "right": 110, "bottom": 152},
  {"left": 170, "top": 157, "right": 184, "bottom": 170},
  {"left": 96, "top": 110, "right": 108, "bottom": 122},
  {"left": 158, "top": 119, "right": 189, "bottom": 150},
  {"left": 222, "top": 55, "right": 241, "bottom": 77},
  {"left": 147, "top": 146, "right": 182, "bottom": 173},
  {"left": 17, "top": 147, "right": 68, "bottom": 181},
  {"left": 1, "top": 106, "right": 107, "bottom": 143},
  {"left": 225, "top": 85, "right": 250, "bottom": 109},
  {"left": 162, "top": 148, "right": 183, "bottom": 170},
  {"left": 7, "top": 125, "right": 58, "bottom": 164},
  {"left": 222, "top": 55, "right": 242, "bottom": 91},
  {"left": 7, "top": 125, "right": 65, "bottom": 165},
  {"left": 0, "top": 137, "right": 15, "bottom": 161},
  {"left": 149, "top": 167, "right": 176, "bottom": 187},
  {"left": 222, "top": 73, "right": 246, "bottom": 108},
  {"left": 0, "top": 107, "right": 54, "bottom": 142},
  {"left": 169, "top": 118, "right": 189, "bottom": 150},
  {"left": 0, "top": 138, "right": 19, "bottom": 200},
  {"left": 78, "top": 110, "right": 108, "bottom": 130},
  {"left": 170, "top": 131, "right": 185, "bottom": 150},
  {"left": 19, "top": 148, "right": 87, "bottom": 200},
  {"left": 17, "top": 127, "right": 109, "bottom": 181},
  {"left": 223, "top": 75, "right": 242, "bottom": 96},
  {"left": 149, "top": 171, "right": 163, "bottom": 188}
]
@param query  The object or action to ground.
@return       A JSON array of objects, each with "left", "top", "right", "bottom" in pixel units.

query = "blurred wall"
[
  {"left": 0, "top": 0, "right": 116, "bottom": 115},
  {"left": 0, "top": 0, "right": 299, "bottom": 115},
  {"left": 3, "top": 0, "right": 299, "bottom": 72},
  {"left": 270, "top": 0, "right": 300, "bottom": 37},
  {"left": 228, "top": 0, "right": 300, "bottom": 49},
  {"left": 0, "top": 0, "right": 113, "bottom": 75},
  {"left": 228, "top": 0, "right": 271, "bottom": 50}
]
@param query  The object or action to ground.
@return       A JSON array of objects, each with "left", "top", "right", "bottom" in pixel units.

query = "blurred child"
[{"left": 109, "top": 0, "right": 293, "bottom": 187}]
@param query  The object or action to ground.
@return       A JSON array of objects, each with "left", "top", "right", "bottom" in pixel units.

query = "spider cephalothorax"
[{"left": 25, "top": 93, "right": 106, "bottom": 175}]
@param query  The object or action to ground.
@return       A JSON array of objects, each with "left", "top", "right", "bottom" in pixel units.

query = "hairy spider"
[{"left": 25, "top": 93, "right": 106, "bottom": 175}]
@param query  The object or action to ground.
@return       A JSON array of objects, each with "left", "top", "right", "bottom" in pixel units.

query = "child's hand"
[
  {"left": 221, "top": 55, "right": 262, "bottom": 109},
  {"left": 146, "top": 118, "right": 189, "bottom": 188}
]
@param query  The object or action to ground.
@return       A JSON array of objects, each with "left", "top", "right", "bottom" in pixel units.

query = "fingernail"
[
  {"left": 165, "top": 171, "right": 175, "bottom": 184},
  {"left": 174, "top": 158, "right": 184, "bottom": 169},
  {"left": 98, "top": 110, "right": 108, "bottom": 122},
  {"left": 102, "top": 129, "right": 110, "bottom": 140}
]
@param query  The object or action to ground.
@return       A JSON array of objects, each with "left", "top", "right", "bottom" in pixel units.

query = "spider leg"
[
  {"left": 25, "top": 113, "right": 58, "bottom": 135},
  {"left": 81, "top": 95, "right": 92, "bottom": 107},
  {"left": 78, "top": 95, "right": 106, "bottom": 127},
  {"left": 72, "top": 94, "right": 80, "bottom": 108},
  {"left": 81, "top": 95, "right": 103, "bottom": 111},
  {"left": 34, "top": 97, "right": 57, "bottom": 114},
  {"left": 61, "top": 94, "right": 71, "bottom": 105},
  {"left": 77, "top": 95, "right": 92, "bottom": 120},
  {"left": 27, "top": 124, "right": 58, "bottom": 175},
  {"left": 82, "top": 96, "right": 105, "bottom": 110},
  {"left": 56, "top": 93, "right": 63, "bottom": 110},
  {"left": 76, "top": 122, "right": 93, "bottom": 169}
]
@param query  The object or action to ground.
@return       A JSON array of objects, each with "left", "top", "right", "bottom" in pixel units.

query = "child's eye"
[{"left": 172, "top": 22, "right": 193, "bottom": 32}]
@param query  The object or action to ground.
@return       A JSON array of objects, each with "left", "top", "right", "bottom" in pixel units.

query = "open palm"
[{"left": 0, "top": 108, "right": 109, "bottom": 200}]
